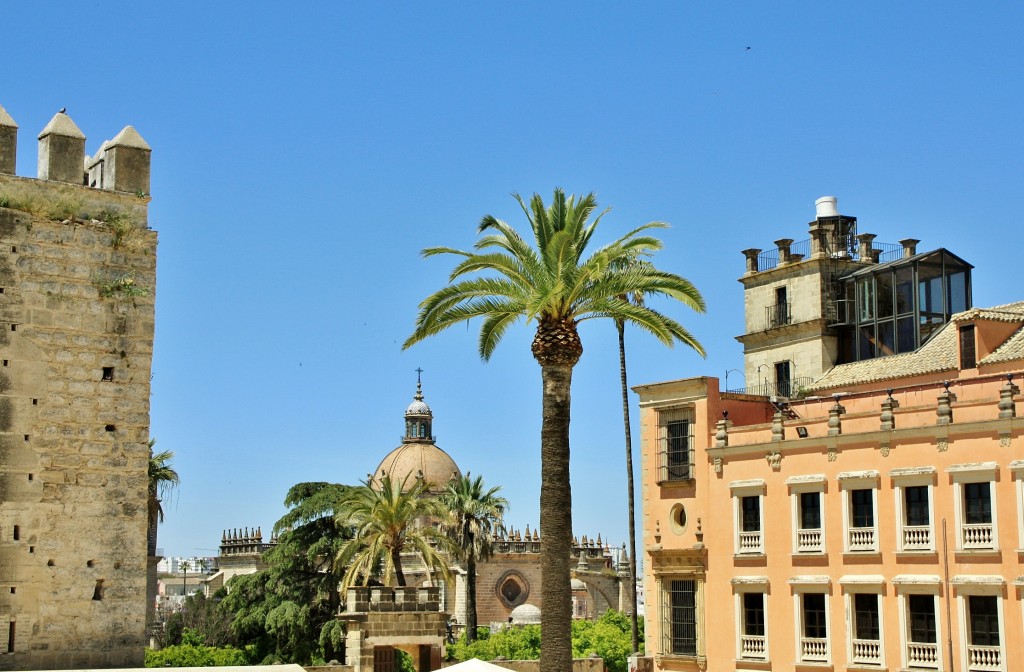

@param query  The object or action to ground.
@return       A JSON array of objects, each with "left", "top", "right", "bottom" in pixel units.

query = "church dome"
[
  {"left": 372, "top": 374, "right": 461, "bottom": 493},
  {"left": 373, "top": 442, "right": 461, "bottom": 493},
  {"left": 510, "top": 603, "right": 541, "bottom": 625}
]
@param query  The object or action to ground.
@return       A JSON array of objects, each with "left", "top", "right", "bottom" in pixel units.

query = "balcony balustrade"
[
  {"left": 906, "top": 642, "right": 939, "bottom": 669},
  {"left": 902, "top": 525, "right": 931, "bottom": 550},
  {"left": 852, "top": 638, "right": 882, "bottom": 666},
  {"left": 848, "top": 526, "right": 876, "bottom": 551},
  {"left": 740, "top": 635, "right": 766, "bottom": 659},
  {"left": 796, "top": 528, "right": 823, "bottom": 552},
  {"left": 966, "top": 644, "right": 1001, "bottom": 671},
  {"left": 800, "top": 637, "right": 828, "bottom": 663},
  {"left": 961, "top": 523, "right": 994, "bottom": 549},
  {"left": 737, "top": 531, "right": 763, "bottom": 554}
]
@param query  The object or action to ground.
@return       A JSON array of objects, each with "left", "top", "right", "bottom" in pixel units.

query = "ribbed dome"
[
  {"left": 373, "top": 443, "right": 461, "bottom": 493},
  {"left": 406, "top": 399, "right": 431, "bottom": 415}
]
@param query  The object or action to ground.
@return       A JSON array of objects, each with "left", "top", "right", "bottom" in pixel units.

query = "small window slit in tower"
[
  {"left": 32, "top": 399, "right": 38, "bottom": 405},
  {"left": 92, "top": 579, "right": 104, "bottom": 601},
  {"left": 23, "top": 435, "right": 29, "bottom": 442},
  {"left": 8, "top": 587, "right": 14, "bottom": 594},
  {"left": 7, "top": 621, "right": 14, "bottom": 653},
  {"left": 46, "top": 559, "right": 54, "bottom": 567},
  {"left": 27, "top": 474, "right": 32, "bottom": 481},
  {"left": 10, "top": 324, "right": 16, "bottom": 332},
  {"left": 12, "top": 526, "right": 19, "bottom": 541},
  {"left": 101, "top": 367, "right": 114, "bottom": 381},
  {"left": 105, "top": 425, "right": 116, "bottom": 432}
]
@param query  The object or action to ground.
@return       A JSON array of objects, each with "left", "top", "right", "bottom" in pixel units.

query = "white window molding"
[
  {"left": 840, "top": 472, "right": 879, "bottom": 553},
  {"left": 791, "top": 585, "right": 831, "bottom": 665},
  {"left": 891, "top": 467, "right": 937, "bottom": 553},
  {"left": 1011, "top": 460, "right": 1024, "bottom": 551},
  {"left": 953, "top": 580, "right": 1007, "bottom": 672},
  {"left": 731, "top": 480, "right": 766, "bottom": 556},
  {"left": 732, "top": 579, "right": 769, "bottom": 662},
  {"left": 948, "top": 464, "right": 999, "bottom": 551},
  {"left": 896, "top": 588, "right": 943, "bottom": 671},
  {"left": 844, "top": 589, "right": 884, "bottom": 667},
  {"left": 788, "top": 475, "right": 826, "bottom": 554}
]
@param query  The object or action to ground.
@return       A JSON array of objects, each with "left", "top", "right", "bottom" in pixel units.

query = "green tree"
[
  {"left": 335, "top": 474, "right": 455, "bottom": 589},
  {"left": 160, "top": 592, "right": 236, "bottom": 648},
  {"left": 404, "top": 189, "right": 705, "bottom": 672},
  {"left": 222, "top": 482, "right": 353, "bottom": 664},
  {"left": 148, "top": 440, "right": 179, "bottom": 557},
  {"left": 440, "top": 473, "right": 508, "bottom": 642}
]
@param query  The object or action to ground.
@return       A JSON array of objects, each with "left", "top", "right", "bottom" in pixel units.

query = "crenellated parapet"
[
  {"left": 344, "top": 586, "right": 442, "bottom": 613},
  {"left": 0, "top": 103, "right": 151, "bottom": 194},
  {"left": 219, "top": 527, "right": 279, "bottom": 556}
]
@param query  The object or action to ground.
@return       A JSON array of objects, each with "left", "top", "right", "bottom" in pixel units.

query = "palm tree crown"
[
  {"left": 404, "top": 189, "right": 704, "bottom": 362},
  {"left": 404, "top": 188, "right": 704, "bottom": 672},
  {"left": 440, "top": 473, "right": 508, "bottom": 642},
  {"left": 334, "top": 474, "right": 455, "bottom": 591}
]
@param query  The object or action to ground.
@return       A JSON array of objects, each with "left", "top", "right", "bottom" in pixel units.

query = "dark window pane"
[
  {"left": 775, "top": 361, "right": 791, "bottom": 397},
  {"left": 858, "top": 324, "right": 876, "bottom": 360},
  {"left": 800, "top": 492, "right": 821, "bottom": 530},
  {"left": 877, "top": 272, "right": 894, "bottom": 318},
  {"left": 851, "top": 489, "right": 874, "bottom": 527},
  {"left": 854, "top": 594, "right": 880, "bottom": 641},
  {"left": 948, "top": 271, "right": 968, "bottom": 315},
  {"left": 742, "top": 496, "right": 761, "bottom": 532},
  {"left": 895, "top": 267, "right": 914, "bottom": 315},
  {"left": 668, "top": 579, "right": 696, "bottom": 655},
  {"left": 905, "top": 486, "right": 930, "bottom": 526},
  {"left": 897, "top": 316, "right": 916, "bottom": 353},
  {"left": 908, "top": 594, "right": 937, "bottom": 643},
  {"left": 666, "top": 421, "right": 690, "bottom": 480},
  {"left": 858, "top": 278, "right": 874, "bottom": 322},
  {"left": 743, "top": 592, "right": 765, "bottom": 636},
  {"left": 878, "top": 320, "right": 895, "bottom": 357},
  {"left": 964, "top": 483, "right": 992, "bottom": 524},
  {"left": 968, "top": 595, "right": 999, "bottom": 647},
  {"left": 960, "top": 325, "right": 977, "bottom": 369},
  {"left": 803, "top": 593, "right": 827, "bottom": 638}
]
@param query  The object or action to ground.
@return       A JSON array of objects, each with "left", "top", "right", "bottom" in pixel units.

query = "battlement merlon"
[{"left": 0, "top": 104, "right": 152, "bottom": 225}]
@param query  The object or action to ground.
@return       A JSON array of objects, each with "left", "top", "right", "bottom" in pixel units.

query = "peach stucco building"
[{"left": 636, "top": 198, "right": 1024, "bottom": 672}]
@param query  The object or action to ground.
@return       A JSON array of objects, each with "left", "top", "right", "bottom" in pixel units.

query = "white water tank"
[{"left": 815, "top": 196, "right": 838, "bottom": 218}]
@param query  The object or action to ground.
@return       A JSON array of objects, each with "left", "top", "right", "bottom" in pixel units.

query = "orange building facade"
[{"left": 637, "top": 198, "right": 1023, "bottom": 672}]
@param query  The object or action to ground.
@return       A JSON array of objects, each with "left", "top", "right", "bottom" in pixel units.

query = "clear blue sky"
[{"left": 4, "top": 2, "right": 1022, "bottom": 558}]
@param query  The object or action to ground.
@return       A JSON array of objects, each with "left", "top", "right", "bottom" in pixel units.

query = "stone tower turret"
[
  {"left": 0, "top": 103, "right": 16, "bottom": 175},
  {"left": 37, "top": 110, "right": 86, "bottom": 184}
]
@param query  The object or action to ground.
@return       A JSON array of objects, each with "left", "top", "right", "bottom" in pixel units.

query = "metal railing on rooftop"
[{"left": 756, "top": 239, "right": 903, "bottom": 272}]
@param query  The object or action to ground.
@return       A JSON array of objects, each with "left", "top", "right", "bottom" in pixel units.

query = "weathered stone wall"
[{"left": 0, "top": 171, "right": 156, "bottom": 669}]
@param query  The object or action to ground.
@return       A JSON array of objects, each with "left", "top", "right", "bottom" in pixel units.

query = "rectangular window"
[
  {"left": 854, "top": 594, "right": 880, "bottom": 641},
  {"left": 667, "top": 579, "right": 696, "bottom": 656},
  {"left": 905, "top": 486, "right": 930, "bottom": 526},
  {"left": 741, "top": 496, "right": 761, "bottom": 532},
  {"left": 908, "top": 594, "right": 937, "bottom": 643},
  {"left": 799, "top": 592, "right": 829, "bottom": 663},
  {"left": 901, "top": 484, "right": 932, "bottom": 551},
  {"left": 967, "top": 595, "right": 999, "bottom": 647},
  {"left": 743, "top": 592, "right": 765, "bottom": 637},
  {"left": 852, "top": 489, "right": 874, "bottom": 528},
  {"left": 960, "top": 325, "right": 977, "bottom": 369},
  {"left": 964, "top": 482, "right": 991, "bottom": 524},
  {"left": 666, "top": 420, "right": 690, "bottom": 480},
  {"left": 842, "top": 476, "right": 879, "bottom": 552},
  {"left": 800, "top": 492, "right": 821, "bottom": 530},
  {"left": 774, "top": 361, "right": 791, "bottom": 398},
  {"left": 789, "top": 476, "right": 826, "bottom": 554}
]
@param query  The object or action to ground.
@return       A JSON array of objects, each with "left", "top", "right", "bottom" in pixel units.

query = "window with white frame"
[
  {"left": 1009, "top": 461, "right": 1024, "bottom": 550},
  {"left": 841, "top": 576, "right": 885, "bottom": 667},
  {"left": 731, "top": 577, "right": 769, "bottom": 662},
  {"left": 787, "top": 475, "right": 826, "bottom": 554},
  {"left": 790, "top": 577, "right": 831, "bottom": 665},
  {"left": 658, "top": 408, "right": 695, "bottom": 483},
  {"left": 891, "top": 467, "right": 936, "bottom": 552},
  {"left": 952, "top": 576, "right": 1006, "bottom": 672},
  {"left": 662, "top": 577, "right": 699, "bottom": 657},
  {"left": 894, "top": 575, "right": 942, "bottom": 671},
  {"left": 730, "top": 480, "right": 766, "bottom": 555},
  {"left": 947, "top": 463, "right": 999, "bottom": 551},
  {"left": 839, "top": 471, "right": 880, "bottom": 552}
]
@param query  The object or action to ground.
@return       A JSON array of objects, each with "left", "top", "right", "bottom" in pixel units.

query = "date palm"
[
  {"left": 148, "top": 440, "right": 179, "bottom": 557},
  {"left": 334, "top": 474, "right": 455, "bottom": 590},
  {"left": 404, "top": 188, "right": 705, "bottom": 672},
  {"left": 440, "top": 473, "right": 508, "bottom": 642}
]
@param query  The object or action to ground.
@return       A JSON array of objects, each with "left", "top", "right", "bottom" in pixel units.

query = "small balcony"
[
  {"left": 764, "top": 302, "right": 792, "bottom": 330},
  {"left": 966, "top": 644, "right": 1001, "bottom": 671},
  {"left": 961, "top": 523, "right": 994, "bottom": 549},
  {"left": 852, "top": 638, "right": 882, "bottom": 666},
  {"left": 848, "top": 526, "right": 876, "bottom": 551},
  {"left": 800, "top": 637, "right": 828, "bottom": 663},
  {"left": 739, "top": 635, "right": 766, "bottom": 660},
  {"left": 796, "top": 528, "right": 823, "bottom": 553},
  {"left": 737, "top": 531, "right": 763, "bottom": 554},
  {"left": 902, "top": 525, "right": 932, "bottom": 550},
  {"left": 906, "top": 642, "right": 939, "bottom": 669}
]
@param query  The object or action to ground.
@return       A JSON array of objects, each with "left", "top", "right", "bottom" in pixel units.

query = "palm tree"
[
  {"left": 440, "top": 473, "right": 508, "bottom": 643},
  {"left": 148, "top": 440, "right": 179, "bottom": 556},
  {"left": 334, "top": 474, "right": 455, "bottom": 591},
  {"left": 612, "top": 256, "right": 651, "bottom": 653},
  {"left": 404, "top": 189, "right": 705, "bottom": 672}
]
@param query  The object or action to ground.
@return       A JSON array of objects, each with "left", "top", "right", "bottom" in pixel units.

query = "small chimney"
[
  {"left": 857, "top": 233, "right": 877, "bottom": 262},
  {"left": 742, "top": 248, "right": 762, "bottom": 274},
  {"left": 815, "top": 196, "right": 838, "bottom": 219},
  {"left": 899, "top": 238, "right": 920, "bottom": 258},
  {"left": 775, "top": 238, "right": 794, "bottom": 265}
]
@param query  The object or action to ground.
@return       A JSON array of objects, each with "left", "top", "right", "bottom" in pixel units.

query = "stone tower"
[
  {"left": 0, "top": 104, "right": 156, "bottom": 669},
  {"left": 736, "top": 196, "right": 971, "bottom": 397}
]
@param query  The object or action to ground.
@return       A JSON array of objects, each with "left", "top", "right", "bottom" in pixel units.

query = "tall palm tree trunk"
[
  {"left": 539, "top": 363, "right": 574, "bottom": 672},
  {"left": 617, "top": 319, "right": 641, "bottom": 652},
  {"left": 465, "top": 536, "right": 478, "bottom": 642},
  {"left": 392, "top": 547, "right": 407, "bottom": 587}
]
